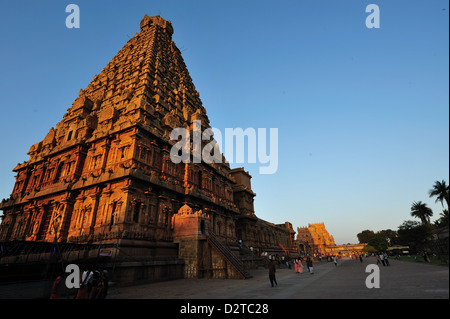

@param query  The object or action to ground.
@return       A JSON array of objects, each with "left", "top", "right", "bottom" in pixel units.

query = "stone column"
[
  {"left": 100, "top": 140, "right": 111, "bottom": 172},
  {"left": 87, "top": 188, "right": 102, "bottom": 237},
  {"left": 57, "top": 197, "right": 75, "bottom": 242}
]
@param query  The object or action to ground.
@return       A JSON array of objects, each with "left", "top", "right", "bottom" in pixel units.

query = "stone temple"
[
  {"left": 0, "top": 15, "right": 295, "bottom": 283},
  {"left": 296, "top": 223, "right": 336, "bottom": 255}
]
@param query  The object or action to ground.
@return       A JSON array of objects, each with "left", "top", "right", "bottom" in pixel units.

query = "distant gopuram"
[
  {"left": 296, "top": 223, "right": 367, "bottom": 257},
  {"left": 296, "top": 223, "right": 336, "bottom": 255},
  {"left": 0, "top": 15, "right": 294, "bottom": 280}
]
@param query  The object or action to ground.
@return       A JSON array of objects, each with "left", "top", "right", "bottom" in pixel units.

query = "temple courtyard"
[
  {"left": 107, "top": 256, "right": 448, "bottom": 299},
  {"left": 0, "top": 256, "right": 448, "bottom": 299}
]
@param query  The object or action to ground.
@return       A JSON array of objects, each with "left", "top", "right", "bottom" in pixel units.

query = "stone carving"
[
  {"left": 178, "top": 204, "right": 193, "bottom": 215},
  {"left": 0, "top": 15, "right": 295, "bottom": 267}
]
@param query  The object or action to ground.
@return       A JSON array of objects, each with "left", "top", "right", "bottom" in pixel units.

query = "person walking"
[
  {"left": 98, "top": 270, "right": 109, "bottom": 299},
  {"left": 88, "top": 270, "right": 102, "bottom": 299},
  {"left": 379, "top": 253, "right": 386, "bottom": 266},
  {"left": 298, "top": 258, "right": 304, "bottom": 273},
  {"left": 306, "top": 257, "right": 314, "bottom": 275},
  {"left": 49, "top": 275, "right": 63, "bottom": 299},
  {"left": 268, "top": 260, "right": 278, "bottom": 287},
  {"left": 383, "top": 253, "right": 390, "bottom": 266},
  {"left": 333, "top": 255, "right": 338, "bottom": 267},
  {"left": 76, "top": 267, "right": 94, "bottom": 299}
]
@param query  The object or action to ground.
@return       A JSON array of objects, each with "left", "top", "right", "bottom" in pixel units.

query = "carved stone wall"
[
  {"left": 0, "top": 15, "right": 295, "bottom": 273},
  {"left": 296, "top": 223, "right": 336, "bottom": 255}
]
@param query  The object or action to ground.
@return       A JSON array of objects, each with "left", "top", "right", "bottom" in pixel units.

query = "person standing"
[
  {"left": 298, "top": 258, "right": 304, "bottom": 273},
  {"left": 379, "top": 253, "right": 386, "bottom": 266},
  {"left": 306, "top": 257, "right": 314, "bottom": 275},
  {"left": 88, "top": 270, "right": 101, "bottom": 299},
  {"left": 76, "top": 267, "right": 94, "bottom": 299},
  {"left": 268, "top": 260, "right": 278, "bottom": 287},
  {"left": 49, "top": 275, "right": 63, "bottom": 299},
  {"left": 333, "top": 255, "right": 338, "bottom": 267},
  {"left": 98, "top": 270, "right": 109, "bottom": 299},
  {"left": 383, "top": 253, "right": 390, "bottom": 266}
]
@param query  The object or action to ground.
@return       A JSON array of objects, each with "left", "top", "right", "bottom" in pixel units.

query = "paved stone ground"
[
  {"left": 108, "top": 257, "right": 449, "bottom": 299},
  {"left": 0, "top": 280, "right": 52, "bottom": 299},
  {"left": 0, "top": 257, "right": 448, "bottom": 299}
]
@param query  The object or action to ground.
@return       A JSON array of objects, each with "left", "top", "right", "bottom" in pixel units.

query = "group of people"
[
  {"left": 293, "top": 257, "right": 316, "bottom": 274},
  {"left": 376, "top": 253, "right": 390, "bottom": 266},
  {"left": 74, "top": 268, "right": 109, "bottom": 299},
  {"left": 49, "top": 267, "right": 109, "bottom": 299},
  {"left": 267, "top": 255, "right": 323, "bottom": 287}
]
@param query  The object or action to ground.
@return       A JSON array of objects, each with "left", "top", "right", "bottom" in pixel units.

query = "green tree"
[
  {"left": 364, "top": 245, "right": 377, "bottom": 254},
  {"left": 435, "top": 209, "right": 449, "bottom": 227},
  {"left": 367, "top": 235, "right": 389, "bottom": 252},
  {"left": 429, "top": 180, "right": 450, "bottom": 210},
  {"left": 357, "top": 230, "right": 375, "bottom": 243},
  {"left": 410, "top": 201, "right": 433, "bottom": 225},
  {"left": 377, "top": 229, "right": 398, "bottom": 245},
  {"left": 397, "top": 220, "right": 431, "bottom": 252}
]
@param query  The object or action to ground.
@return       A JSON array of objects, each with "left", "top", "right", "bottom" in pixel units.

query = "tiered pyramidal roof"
[
  {"left": 26, "top": 15, "right": 211, "bottom": 165},
  {"left": 0, "top": 16, "right": 297, "bottom": 268},
  {"left": 1, "top": 15, "right": 248, "bottom": 244}
]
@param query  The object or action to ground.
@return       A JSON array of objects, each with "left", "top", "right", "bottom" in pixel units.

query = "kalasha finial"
[{"left": 140, "top": 14, "right": 173, "bottom": 36}]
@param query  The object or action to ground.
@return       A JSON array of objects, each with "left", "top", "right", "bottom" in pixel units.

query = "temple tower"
[{"left": 0, "top": 14, "right": 294, "bottom": 282}]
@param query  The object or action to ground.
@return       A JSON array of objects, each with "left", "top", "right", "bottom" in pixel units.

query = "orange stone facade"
[
  {"left": 296, "top": 223, "right": 336, "bottom": 255},
  {"left": 0, "top": 15, "right": 294, "bottom": 273}
]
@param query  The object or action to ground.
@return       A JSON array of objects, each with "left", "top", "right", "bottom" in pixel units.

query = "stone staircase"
[{"left": 207, "top": 232, "right": 252, "bottom": 279}]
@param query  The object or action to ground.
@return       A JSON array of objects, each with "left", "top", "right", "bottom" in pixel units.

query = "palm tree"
[
  {"left": 410, "top": 201, "right": 433, "bottom": 225},
  {"left": 429, "top": 180, "right": 450, "bottom": 209},
  {"left": 435, "top": 209, "right": 449, "bottom": 227}
]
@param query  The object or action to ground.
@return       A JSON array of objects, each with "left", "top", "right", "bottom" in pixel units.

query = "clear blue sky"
[{"left": 0, "top": 0, "right": 448, "bottom": 244}]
